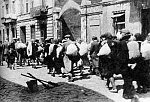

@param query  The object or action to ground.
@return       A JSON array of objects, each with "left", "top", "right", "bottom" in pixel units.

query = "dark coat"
[{"left": 90, "top": 40, "right": 100, "bottom": 68}]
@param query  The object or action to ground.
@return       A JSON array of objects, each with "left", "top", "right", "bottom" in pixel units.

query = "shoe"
[
  {"left": 123, "top": 94, "right": 133, "bottom": 99},
  {"left": 68, "top": 78, "right": 74, "bottom": 82},
  {"left": 62, "top": 74, "right": 66, "bottom": 78},
  {"left": 47, "top": 72, "right": 51, "bottom": 74},
  {"left": 51, "top": 73, "right": 55, "bottom": 77},
  {"left": 68, "top": 75, "right": 74, "bottom": 82},
  {"left": 110, "top": 88, "right": 118, "bottom": 93}
]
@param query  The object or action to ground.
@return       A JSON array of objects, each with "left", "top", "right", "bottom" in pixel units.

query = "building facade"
[
  {"left": 16, "top": 0, "right": 54, "bottom": 43},
  {"left": 0, "top": 0, "right": 17, "bottom": 42},
  {"left": 1, "top": 0, "right": 150, "bottom": 43}
]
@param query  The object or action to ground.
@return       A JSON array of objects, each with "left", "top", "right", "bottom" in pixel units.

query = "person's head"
[
  {"left": 35, "top": 39, "right": 39, "bottom": 43},
  {"left": 92, "top": 36, "right": 98, "bottom": 41},
  {"left": 112, "top": 36, "right": 117, "bottom": 40},
  {"left": 45, "top": 37, "right": 53, "bottom": 43},
  {"left": 146, "top": 33, "right": 150, "bottom": 41},
  {"left": 104, "top": 32, "right": 112, "bottom": 40},
  {"left": 64, "top": 34, "right": 71, "bottom": 41},
  {"left": 120, "top": 29, "right": 130, "bottom": 36},
  {"left": 134, "top": 33, "right": 143, "bottom": 41},
  {"left": 120, "top": 29, "right": 131, "bottom": 41},
  {"left": 76, "top": 38, "right": 83, "bottom": 44},
  {"left": 53, "top": 39, "right": 59, "bottom": 44}
]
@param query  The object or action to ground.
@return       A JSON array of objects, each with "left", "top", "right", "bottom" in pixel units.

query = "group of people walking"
[{"left": 0, "top": 29, "right": 150, "bottom": 100}]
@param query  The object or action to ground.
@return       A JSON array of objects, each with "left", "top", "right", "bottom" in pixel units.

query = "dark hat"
[
  {"left": 92, "top": 36, "right": 98, "bottom": 40},
  {"left": 64, "top": 34, "right": 71, "bottom": 38},
  {"left": 45, "top": 37, "right": 53, "bottom": 41},
  {"left": 101, "top": 32, "right": 112, "bottom": 39}
]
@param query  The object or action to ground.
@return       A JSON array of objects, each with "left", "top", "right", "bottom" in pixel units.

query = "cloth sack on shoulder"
[
  {"left": 127, "top": 41, "right": 140, "bottom": 59},
  {"left": 141, "top": 41, "right": 150, "bottom": 60},
  {"left": 48, "top": 44, "right": 55, "bottom": 55},
  {"left": 97, "top": 43, "right": 111, "bottom": 56},
  {"left": 66, "top": 43, "right": 80, "bottom": 63},
  {"left": 66, "top": 43, "right": 78, "bottom": 55},
  {"left": 56, "top": 45, "right": 63, "bottom": 58},
  {"left": 79, "top": 42, "right": 88, "bottom": 56},
  {"left": 17, "top": 42, "right": 26, "bottom": 49}
]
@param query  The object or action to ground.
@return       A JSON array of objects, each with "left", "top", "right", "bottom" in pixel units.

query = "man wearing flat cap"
[
  {"left": 120, "top": 29, "right": 131, "bottom": 41},
  {"left": 61, "top": 34, "right": 75, "bottom": 82}
]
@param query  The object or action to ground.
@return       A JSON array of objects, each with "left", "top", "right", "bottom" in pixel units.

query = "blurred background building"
[{"left": 0, "top": 0, "right": 150, "bottom": 43}]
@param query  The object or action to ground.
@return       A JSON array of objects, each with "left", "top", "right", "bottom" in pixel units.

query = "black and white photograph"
[{"left": 0, "top": 0, "right": 150, "bottom": 102}]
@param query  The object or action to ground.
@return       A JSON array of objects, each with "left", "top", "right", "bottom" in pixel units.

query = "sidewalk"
[{"left": 0, "top": 62, "right": 150, "bottom": 102}]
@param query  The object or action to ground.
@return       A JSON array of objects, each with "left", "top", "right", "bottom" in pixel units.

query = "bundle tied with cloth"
[
  {"left": 141, "top": 33, "right": 150, "bottom": 60},
  {"left": 64, "top": 34, "right": 80, "bottom": 63},
  {"left": 97, "top": 32, "right": 112, "bottom": 56}
]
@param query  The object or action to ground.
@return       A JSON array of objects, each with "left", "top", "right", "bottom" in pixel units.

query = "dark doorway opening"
[
  {"left": 40, "top": 23, "right": 47, "bottom": 42},
  {"left": 141, "top": 8, "right": 150, "bottom": 40},
  {"left": 6, "top": 28, "right": 9, "bottom": 41},
  {"left": 59, "top": 8, "right": 81, "bottom": 41},
  {"left": 20, "top": 26, "right": 26, "bottom": 43},
  {"left": 12, "top": 28, "right": 15, "bottom": 38}
]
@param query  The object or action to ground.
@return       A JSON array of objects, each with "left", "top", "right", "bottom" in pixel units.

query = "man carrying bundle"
[{"left": 61, "top": 34, "right": 80, "bottom": 82}]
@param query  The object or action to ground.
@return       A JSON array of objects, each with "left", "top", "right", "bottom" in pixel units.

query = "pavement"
[{"left": 0, "top": 62, "right": 150, "bottom": 102}]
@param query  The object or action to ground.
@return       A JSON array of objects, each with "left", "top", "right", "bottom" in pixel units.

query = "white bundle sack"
[
  {"left": 27, "top": 42, "right": 32, "bottom": 57},
  {"left": 17, "top": 42, "right": 26, "bottom": 49},
  {"left": 97, "top": 43, "right": 111, "bottom": 56},
  {"left": 56, "top": 45, "right": 63, "bottom": 58},
  {"left": 49, "top": 44, "right": 55, "bottom": 55},
  {"left": 38, "top": 46, "right": 43, "bottom": 52},
  {"left": 127, "top": 41, "right": 140, "bottom": 59},
  {"left": 141, "top": 41, "right": 150, "bottom": 60},
  {"left": 66, "top": 43, "right": 78, "bottom": 55},
  {"left": 79, "top": 42, "right": 88, "bottom": 56}
]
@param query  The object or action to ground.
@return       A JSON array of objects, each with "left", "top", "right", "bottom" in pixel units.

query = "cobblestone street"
[{"left": 0, "top": 62, "right": 150, "bottom": 102}]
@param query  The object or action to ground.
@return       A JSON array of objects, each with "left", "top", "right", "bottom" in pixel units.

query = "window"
[
  {"left": 6, "top": 4, "right": 9, "bottom": 14},
  {"left": 112, "top": 12, "right": 125, "bottom": 34},
  {"left": 26, "top": 2, "right": 28, "bottom": 13}
]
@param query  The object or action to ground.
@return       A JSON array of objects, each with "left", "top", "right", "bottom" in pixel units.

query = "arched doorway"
[
  {"left": 57, "top": 0, "right": 81, "bottom": 41},
  {"left": 59, "top": 8, "right": 81, "bottom": 41}
]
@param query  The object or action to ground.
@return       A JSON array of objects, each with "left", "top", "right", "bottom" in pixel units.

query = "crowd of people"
[{"left": 0, "top": 29, "right": 150, "bottom": 100}]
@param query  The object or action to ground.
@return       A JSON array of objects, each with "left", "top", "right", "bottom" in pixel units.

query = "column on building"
[
  {"left": 47, "top": 15, "right": 53, "bottom": 38},
  {"left": 9, "top": 23, "right": 13, "bottom": 42},
  {"left": 26, "top": 24, "right": 31, "bottom": 42},
  {"left": 35, "top": 20, "right": 41, "bottom": 40},
  {"left": 53, "top": 7, "right": 61, "bottom": 39}
]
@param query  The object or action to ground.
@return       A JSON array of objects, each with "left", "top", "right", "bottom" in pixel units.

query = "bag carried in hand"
[{"left": 97, "top": 43, "right": 111, "bottom": 56}]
